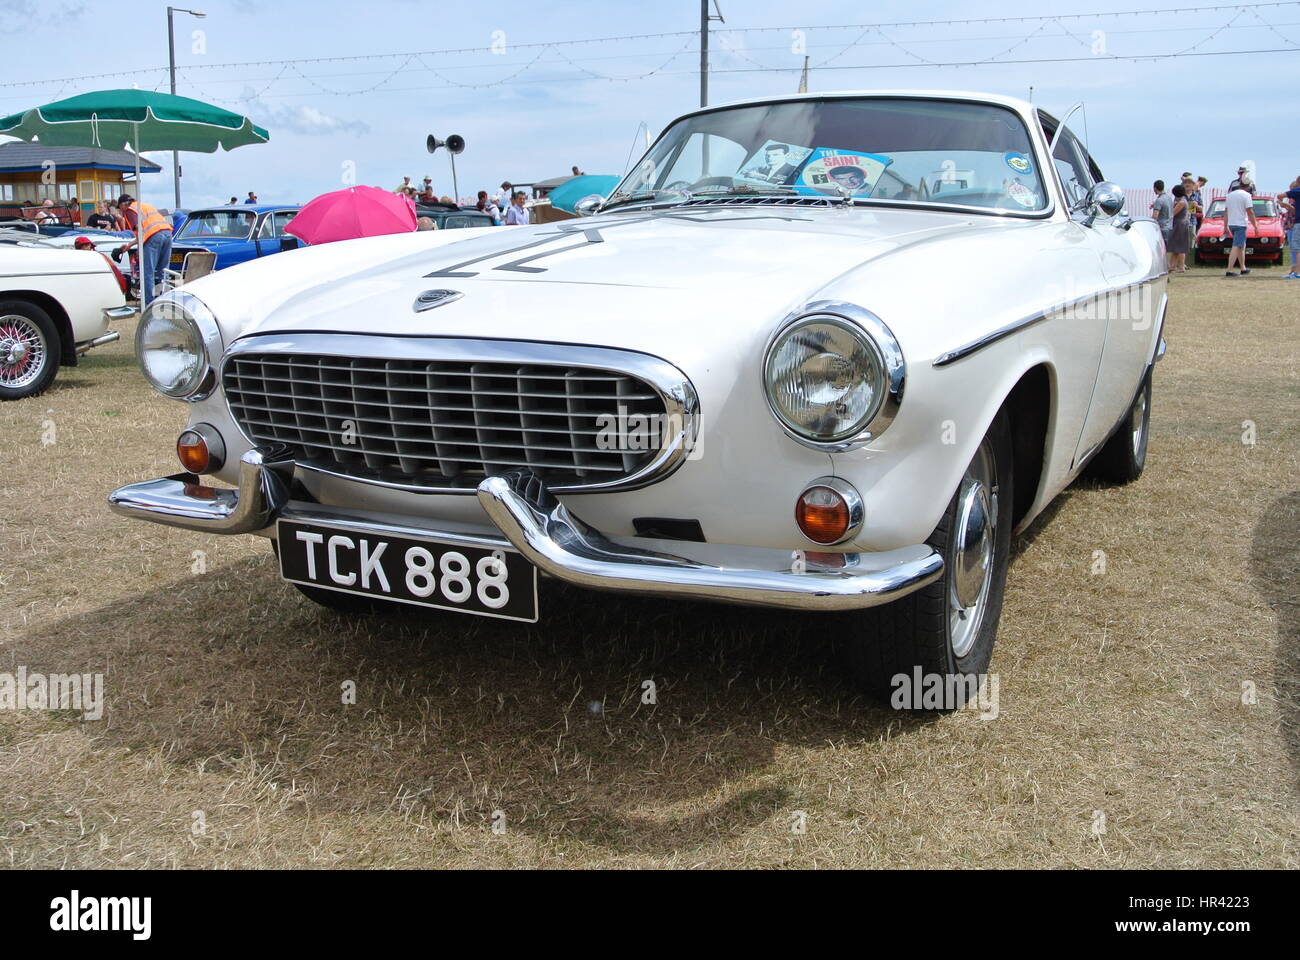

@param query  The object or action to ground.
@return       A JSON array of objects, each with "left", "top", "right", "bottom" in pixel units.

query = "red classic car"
[{"left": 1194, "top": 196, "right": 1286, "bottom": 265}]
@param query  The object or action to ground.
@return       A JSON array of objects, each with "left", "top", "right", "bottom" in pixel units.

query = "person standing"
[
  {"left": 1150, "top": 180, "right": 1173, "bottom": 248},
  {"left": 113, "top": 193, "right": 174, "bottom": 305},
  {"left": 245, "top": 191, "right": 257, "bottom": 204},
  {"left": 1223, "top": 180, "right": 1258, "bottom": 278},
  {"left": 494, "top": 181, "right": 513, "bottom": 209},
  {"left": 1191, "top": 176, "right": 1208, "bottom": 233},
  {"left": 504, "top": 190, "right": 529, "bottom": 225},
  {"left": 476, "top": 190, "right": 501, "bottom": 224},
  {"left": 1167, "top": 184, "right": 1190, "bottom": 272},
  {"left": 1279, "top": 175, "right": 1300, "bottom": 279},
  {"left": 86, "top": 200, "right": 116, "bottom": 229}
]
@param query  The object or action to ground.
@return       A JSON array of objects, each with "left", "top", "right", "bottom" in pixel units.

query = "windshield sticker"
[
  {"left": 796, "top": 149, "right": 892, "bottom": 197},
  {"left": 1006, "top": 181, "right": 1038, "bottom": 208},
  {"left": 1004, "top": 152, "right": 1032, "bottom": 175},
  {"left": 737, "top": 140, "right": 814, "bottom": 185}
]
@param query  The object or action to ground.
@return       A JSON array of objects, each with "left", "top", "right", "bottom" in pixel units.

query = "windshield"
[
  {"left": 177, "top": 210, "right": 255, "bottom": 240},
  {"left": 1207, "top": 198, "right": 1277, "bottom": 218},
  {"left": 612, "top": 97, "right": 1050, "bottom": 214}
]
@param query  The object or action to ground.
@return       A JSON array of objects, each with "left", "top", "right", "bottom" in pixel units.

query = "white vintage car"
[
  {"left": 1, "top": 245, "right": 131, "bottom": 399},
  {"left": 108, "top": 91, "right": 1166, "bottom": 701}
]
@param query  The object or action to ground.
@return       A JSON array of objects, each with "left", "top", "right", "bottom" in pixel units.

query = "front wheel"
[
  {"left": 1084, "top": 368, "right": 1151, "bottom": 484},
  {"left": 0, "top": 300, "right": 59, "bottom": 400},
  {"left": 840, "top": 409, "right": 1014, "bottom": 708}
]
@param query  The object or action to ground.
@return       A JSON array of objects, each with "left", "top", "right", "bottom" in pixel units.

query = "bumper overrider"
[{"left": 107, "top": 448, "right": 943, "bottom": 611}]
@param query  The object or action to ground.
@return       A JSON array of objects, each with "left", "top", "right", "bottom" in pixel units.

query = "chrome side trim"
[
  {"left": 107, "top": 447, "right": 292, "bottom": 534},
  {"left": 932, "top": 273, "right": 1168, "bottom": 368},
  {"left": 220, "top": 334, "right": 699, "bottom": 495},
  {"left": 477, "top": 469, "right": 943, "bottom": 611},
  {"left": 761, "top": 300, "right": 905, "bottom": 453}
]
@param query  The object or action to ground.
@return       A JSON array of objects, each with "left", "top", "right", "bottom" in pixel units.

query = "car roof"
[
  {"left": 669, "top": 89, "right": 1038, "bottom": 125},
  {"left": 188, "top": 204, "right": 297, "bottom": 214}
]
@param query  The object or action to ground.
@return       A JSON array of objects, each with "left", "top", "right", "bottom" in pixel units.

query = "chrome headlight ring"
[
  {"left": 761, "top": 300, "right": 905, "bottom": 452},
  {"left": 135, "top": 289, "right": 223, "bottom": 401}
]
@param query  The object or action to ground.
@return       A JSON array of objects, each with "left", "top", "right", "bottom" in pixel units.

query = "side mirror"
[
  {"left": 575, "top": 194, "right": 604, "bottom": 217},
  {"left": 1084, "top": 181, "right": 1125, "bottom": 226},
  {"left": 280, "top": 236, "right": 299, "bottom": 252}
]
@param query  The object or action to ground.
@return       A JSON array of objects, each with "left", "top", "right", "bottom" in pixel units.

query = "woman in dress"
[{"left": 1168, "top": 183, "right": 1190, "bottom": 272}]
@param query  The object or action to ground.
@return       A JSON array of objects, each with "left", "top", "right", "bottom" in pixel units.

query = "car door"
[{"left": 1042, "top": 118, "right": 1158, "bottom": 466}]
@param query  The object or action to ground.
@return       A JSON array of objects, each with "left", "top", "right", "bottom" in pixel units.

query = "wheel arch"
[
  {"left": 1, "top": 290, "right": 75, "bottom": 367},
  {"left": 998, "top": 362, "right": 1054, "bottom": 530}
]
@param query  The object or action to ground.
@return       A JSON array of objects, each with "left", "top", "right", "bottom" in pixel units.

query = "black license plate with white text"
[{"left": 277, "top": 519, "right": 538, "bottom": 622}]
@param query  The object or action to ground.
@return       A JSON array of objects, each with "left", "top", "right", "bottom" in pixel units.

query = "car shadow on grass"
[
  {"left": 1248, "top": 489, "right": 1299, "bottom": 784},
  {"left": 8, "top": 550, "right": 948, "bottom": 856}
]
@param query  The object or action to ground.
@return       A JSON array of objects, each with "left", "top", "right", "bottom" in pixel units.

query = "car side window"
[
  {"left": 257, "top": 215, "right": 275, "bottom": 240},
  {"left": 1051, "top": 129, "right": 1095, "bottom": 209},
  {"left": 272, "top": 211, "right": 295, "bottom": 236}
]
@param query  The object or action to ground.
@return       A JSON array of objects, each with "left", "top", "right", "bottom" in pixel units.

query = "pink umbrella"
[{"left": 285, "top": 185, "right": 417, "bottom": 245}]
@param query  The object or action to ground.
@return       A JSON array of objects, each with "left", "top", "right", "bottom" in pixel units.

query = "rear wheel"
[
  {"left": 0, "top": 300, "right": 59, "bottom": 401},
  {"left": 1084, "top": 368, "right": 1151, "bottom": 484},
  {"left": 841, "top": 409, "right": 1014, "bottom": 708}
]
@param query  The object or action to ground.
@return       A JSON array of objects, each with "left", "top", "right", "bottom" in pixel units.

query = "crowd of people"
[
  {"left": 388, "top": 175, "right": 535, "bottom": 226},
  {"left": 1151, "top": 165, "right": 1300, "bottom": 278}
]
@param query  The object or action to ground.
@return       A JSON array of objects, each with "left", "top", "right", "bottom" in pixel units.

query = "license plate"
[{"left": 277, "top": 519, "right": 538, "bottom": 622}]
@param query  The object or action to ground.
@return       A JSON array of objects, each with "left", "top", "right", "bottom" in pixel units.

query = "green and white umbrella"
[{"left": 0, "top": 89, "right": 269, "bottom": 284}]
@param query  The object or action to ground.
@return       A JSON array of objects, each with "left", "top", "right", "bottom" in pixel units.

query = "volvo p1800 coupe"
[{"left": 109, "top": 91, "right": 1166, "bottom": 702}]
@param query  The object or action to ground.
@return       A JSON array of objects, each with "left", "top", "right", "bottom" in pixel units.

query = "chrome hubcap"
[
  {"left": 948, "top": 443, "right": 998, "bottom": 660},
  {"left": 0, "top": 315, "right": 46, "bottom": 389},
  {"left": 1131, "top": 390, "right": 1147, "bottom": 459}
]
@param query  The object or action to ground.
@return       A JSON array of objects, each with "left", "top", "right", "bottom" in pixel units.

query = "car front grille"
[{"left": 222, "top": 347, "right": 674, "bottom": 490}]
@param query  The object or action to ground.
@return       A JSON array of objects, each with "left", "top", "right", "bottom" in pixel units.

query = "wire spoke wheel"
[{"left": 0, "top": 314, "right": 48, "bottom": 389}]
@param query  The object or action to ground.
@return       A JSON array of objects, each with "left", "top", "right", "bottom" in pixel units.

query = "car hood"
[{"left": 222, "top": 205, "right": 1010, "bottom": 351}]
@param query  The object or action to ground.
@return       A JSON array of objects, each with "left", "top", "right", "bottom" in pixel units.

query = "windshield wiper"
[
  {"left": 601, "top": 188, "right": 691, "bottom": 211},
  {"left": 691, "top": 185, "right": 799, "bottom": 197}
]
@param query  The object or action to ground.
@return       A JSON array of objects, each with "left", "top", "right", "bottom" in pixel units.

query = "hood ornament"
[{"left": 413, "top": 289, "right": 463, "bottom": 313}]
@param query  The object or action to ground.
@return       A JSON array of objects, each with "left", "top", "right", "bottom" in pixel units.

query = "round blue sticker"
[{"left": 1005, "top": 152, "right": 1032, "bottom": 175}]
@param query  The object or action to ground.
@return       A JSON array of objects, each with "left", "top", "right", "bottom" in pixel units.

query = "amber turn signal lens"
[
  {"left": 176, "top": 430, "right": 210, "bottom": 474},
  {"left": 795, "top": 485, "right": 850, "bottom": 544}
]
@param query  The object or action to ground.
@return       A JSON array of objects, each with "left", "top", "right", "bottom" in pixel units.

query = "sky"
[{"left": 2, "top": 0, "right": 1297, "bottom": 210}]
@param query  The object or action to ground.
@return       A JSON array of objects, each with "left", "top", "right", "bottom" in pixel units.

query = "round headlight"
[
  {"left": 764, "top": 315, "right": 888, "bottom": 443},
  {"left": 135, "top": 292, "right": 216, "bottom": 398}
]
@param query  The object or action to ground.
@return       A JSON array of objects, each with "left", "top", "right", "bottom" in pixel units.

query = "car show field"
[{"left": 0, "top": 263, "right": 1295, "bottom": 869}]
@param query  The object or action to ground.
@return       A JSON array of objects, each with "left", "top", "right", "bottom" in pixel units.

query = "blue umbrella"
[{"left": 546, "top": 175, "right": 620, "bottom": 215}]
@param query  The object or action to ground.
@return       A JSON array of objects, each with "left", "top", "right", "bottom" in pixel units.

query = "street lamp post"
[{"left": 167, "top": 6, "right": 206, "bottom": 210}]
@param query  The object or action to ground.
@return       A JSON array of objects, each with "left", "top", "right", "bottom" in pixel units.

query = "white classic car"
[
  {"left": 108, "top": 91, "right": 1166, "bottom": 702},
  {"left": 1, "top": 245, "right": 131, "bottom": 399}
]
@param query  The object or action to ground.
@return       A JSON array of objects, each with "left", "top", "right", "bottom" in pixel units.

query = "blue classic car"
[{"left": 168, "top": 204, "right": 302, "bottom": 271}]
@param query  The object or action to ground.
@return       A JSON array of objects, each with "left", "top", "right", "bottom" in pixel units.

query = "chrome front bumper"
[{"left": 107, "top": 450, "right": 943, "bottom": 611}]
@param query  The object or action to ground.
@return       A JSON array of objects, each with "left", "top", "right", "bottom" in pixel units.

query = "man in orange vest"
[{"left": 113, "top": 193, "right": 173, "bottom": 306}]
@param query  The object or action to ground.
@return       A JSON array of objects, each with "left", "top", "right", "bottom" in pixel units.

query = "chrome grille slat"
[{"left": 224, "top": 351, "right": 665, "bottom": 489}]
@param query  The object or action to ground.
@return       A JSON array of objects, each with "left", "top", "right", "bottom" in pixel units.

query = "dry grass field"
[{"left": 1, "top": 262, "right": 1296, "bottom": 869}]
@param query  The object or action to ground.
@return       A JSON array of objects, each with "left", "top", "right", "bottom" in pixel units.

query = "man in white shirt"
[
  {"left": 1223, "top": 181, "right": 1259, "bottom": 277},
  {"left": 504, "top": 191, "right": 530, "bottom": 226}
]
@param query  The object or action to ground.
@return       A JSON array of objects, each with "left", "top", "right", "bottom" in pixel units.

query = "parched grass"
[{"left": 0, "top": 269, "right": 1295, "bottom": 868}]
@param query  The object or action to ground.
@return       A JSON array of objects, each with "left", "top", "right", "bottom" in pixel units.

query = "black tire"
[
  {"left": 841, "top": 409, "right": 1015, "bottom": 708},
  {"left": 1084, "top": 368, "right": 1151, "bottom": 484},
  {"left": 269, "top": 541, "right": 395, "bottom": 615},
  {"left": 0, "top": 299, "right": 59, "bottom": 400}
]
